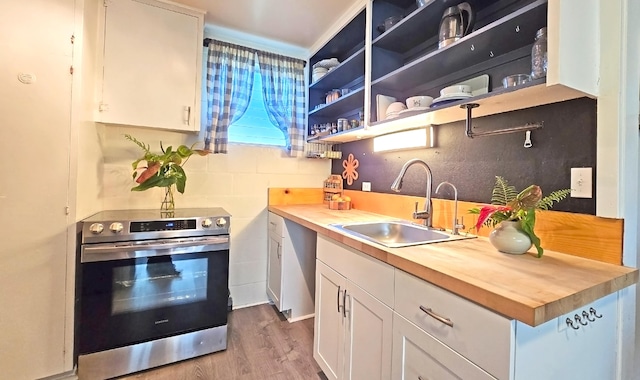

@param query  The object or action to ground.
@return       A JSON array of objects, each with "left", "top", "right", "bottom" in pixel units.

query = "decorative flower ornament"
[{"left": 342, "top": 153, "right": 359, "bottom": 186}]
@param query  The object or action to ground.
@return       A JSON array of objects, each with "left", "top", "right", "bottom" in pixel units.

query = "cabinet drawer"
[
  {"left": 394, "top": 269, "right": 513, "bottom": 379},
  {"left": 392, "top": 313, "right": 496, "bottom": 380},
  {"left": 317, "top": 235, "right": 394, "bottom": 307},
  {"left": 268, "top": 212, "right": 284, "bottom": 237}
]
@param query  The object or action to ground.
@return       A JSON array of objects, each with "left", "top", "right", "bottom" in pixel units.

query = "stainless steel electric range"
[{"left": 76, "top": 208, "right": 231, "bottom": 379}]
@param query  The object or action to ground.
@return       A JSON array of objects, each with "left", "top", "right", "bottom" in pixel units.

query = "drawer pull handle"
[
  {"left": 269, "top": 222, "right": 277, "bottom": 226},
  {"left": 582, "top": 310, "right": 596, "bottom": 322},
  {"left": 590, "top": 307, "right": 603, "bottom": 319},
  {"left": 418, "top": 377, "right": 425, "bottom": 380},
  {"left": 337, "top": 286, "right": 342, "bottom": 314},
  {"left": 419, "top": 305, "right": 453, "bottom": 327},
  {"left": 343, "top": 289, "right": 347, "bottom": 318}
]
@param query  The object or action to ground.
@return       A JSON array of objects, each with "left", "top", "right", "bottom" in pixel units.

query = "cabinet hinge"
[
  {"left": 103, "top": 0, "right": 111, "bottom": 7},
  {"left": 70, "top": 34, "right": 75, "bottom": 44},
  {"left": 65, "top": 206, "right": 70, "bottom": 215},
  {"left": 99, "top": 103, "right": 109, "bottom": 112},
  {"left": 69, "top": 65, "right": 74, "bottom": 75}
]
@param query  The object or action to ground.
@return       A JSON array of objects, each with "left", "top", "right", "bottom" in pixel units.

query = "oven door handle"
[{"left": 81, "top": 236, "right": 230, "bottom": 263}]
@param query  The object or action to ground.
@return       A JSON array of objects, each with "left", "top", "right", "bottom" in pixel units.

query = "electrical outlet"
[
  {"left": 570, "top": 167, "right": 592, "bottom": 198},
  {"left": 362, "top": 182, "right": 371, "bottom": 192}
]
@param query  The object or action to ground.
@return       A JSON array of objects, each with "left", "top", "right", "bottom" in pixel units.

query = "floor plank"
[{"left": 117, "top": 304, "right": 324, "bottom": 380}]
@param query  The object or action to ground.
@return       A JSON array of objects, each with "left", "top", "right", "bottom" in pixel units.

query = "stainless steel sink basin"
[{"left": 330, "top": 221, "right": 475, "bottom": 248}]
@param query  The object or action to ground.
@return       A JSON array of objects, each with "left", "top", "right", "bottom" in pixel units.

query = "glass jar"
[{"left": 531, "top": 27, "right": 547, "bottom": 79}]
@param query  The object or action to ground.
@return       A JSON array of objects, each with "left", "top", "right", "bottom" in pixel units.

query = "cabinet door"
[
  {"left": 344, "top": 281, "right": 393, "bottom": 380},
  {"left": 266, "top": 234, "right": 282, "bottom": 310},
  {"left": 314, "top": 261, "right": 346, "bottom": 380},
  {"left": 99, "top": 0, "right": 202, "bottom": 131},
  {"left": 392, "top": 313, "right": 496, "bottom": 380}
]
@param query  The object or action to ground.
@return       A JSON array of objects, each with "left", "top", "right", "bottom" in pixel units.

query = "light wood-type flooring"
[{"left": 117, "top": 304, "right": 326, "bottom": 380}]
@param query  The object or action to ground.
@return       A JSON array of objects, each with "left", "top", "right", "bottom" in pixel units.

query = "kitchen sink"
[{"left": 330, "top": 220, "right": 475, "bottom": 248}]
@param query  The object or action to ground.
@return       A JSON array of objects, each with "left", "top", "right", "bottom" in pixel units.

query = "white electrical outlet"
[
  {"left": 362, "top": 182, "right": 371, "bottom": 192},
  {"left": 570, "top": 167, "right": 592, "bottom": 198}
]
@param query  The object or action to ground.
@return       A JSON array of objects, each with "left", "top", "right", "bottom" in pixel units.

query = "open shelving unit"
[{"left": 306, "top": 0, "right": 596, "bottom": 144}]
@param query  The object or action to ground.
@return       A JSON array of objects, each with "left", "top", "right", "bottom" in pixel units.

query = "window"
[{"left": 228, "top": 62, "right": 286, "bottom": 147}]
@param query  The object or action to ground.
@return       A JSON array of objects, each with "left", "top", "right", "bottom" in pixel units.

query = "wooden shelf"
[
  {"left": 371, "top": 0, "right": 547, "bottom": 92},
  {"left": 311, "top": 81, "right": 590, "bottom": 143},
  {"left": 309, "top": 87, "right": 365, "bottom": 119},
  {"left": 310, "top": 48, "right": 366, "bottom": 92}
]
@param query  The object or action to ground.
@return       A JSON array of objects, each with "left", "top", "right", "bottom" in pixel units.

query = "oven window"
[{"left": 111, "top": 257, "right": 208, "bottom": 315}]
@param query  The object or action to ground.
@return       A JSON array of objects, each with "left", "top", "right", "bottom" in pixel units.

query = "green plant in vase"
[
  {"left": 469, "top": 176, "right": 571, "bottom": 257},
  {"left": 125, "top": 134, "right": 210, "bottom": 211}
]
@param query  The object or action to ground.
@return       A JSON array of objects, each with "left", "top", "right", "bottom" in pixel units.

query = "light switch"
[
  {"left": 362, "top": 182, "right": 371, "bottom": 192},
  {"left": 570, "top": 167, "right": 592, "bottom": 198}
]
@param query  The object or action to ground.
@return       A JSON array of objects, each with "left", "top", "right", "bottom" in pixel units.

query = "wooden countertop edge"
[{"left": 269, "top": 205, "right": 639, "bottom": 326}]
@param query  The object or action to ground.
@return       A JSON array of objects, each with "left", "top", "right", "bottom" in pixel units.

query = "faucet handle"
[{"left": 453, "top": 216, "right": 465, "bottom": 234}]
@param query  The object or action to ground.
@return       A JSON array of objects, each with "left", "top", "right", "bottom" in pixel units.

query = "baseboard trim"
[
  {"left": 233, "top": 300, "right": 269, "bottom": 310},
  {"left": 38, "top": 370, "right": 78, "bottom": 380},
  {"left": 288, "top": 313, "right": 315, "bottom": 323}
]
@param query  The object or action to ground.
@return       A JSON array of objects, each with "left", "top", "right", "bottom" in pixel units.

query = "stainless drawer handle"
[
  {"left": 342, "top": 289, "right": 347, "bottom": 318},
  {"left": 419, "top": 305, "right": 453, "bottom": 327},
  {"left": 337, "top": 286, "right": 342, "bottom": 314}
]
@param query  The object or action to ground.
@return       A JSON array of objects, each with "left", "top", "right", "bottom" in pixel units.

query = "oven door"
[{"left": 78, "top": 236, "right": 229, "bottom": 355}]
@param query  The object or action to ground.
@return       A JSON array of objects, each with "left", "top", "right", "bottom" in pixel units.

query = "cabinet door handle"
[
  {"left": 342, "top": 289, "right": 347, "bottom": 318},
  {"left": 276, "top": 242, "right": 281, "bottom": 259},
  {"left": 183, "top": 106, "right": 191, "bottom": 125},
  {"left": 337, "top": 286, "right": 342, "bottom": 314},
  {"left": 419, "top": 305, "right": 453, "bottom": 327},
  {"left": 418, "top": 377, "right": 425, "bottom": 380}
]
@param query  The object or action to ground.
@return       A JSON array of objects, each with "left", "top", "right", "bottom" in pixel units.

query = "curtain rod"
[{"left": 203, "top": 38, "right": 306, "bottom": 67}]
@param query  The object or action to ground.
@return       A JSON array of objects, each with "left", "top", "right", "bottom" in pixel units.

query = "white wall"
[{"left": 100, "top": 126, "right": 330, "bottom": 307}]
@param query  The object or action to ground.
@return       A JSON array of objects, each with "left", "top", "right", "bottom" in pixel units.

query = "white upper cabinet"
[{"left": 96, "top": 0, "right": 204, "bottom": 132}]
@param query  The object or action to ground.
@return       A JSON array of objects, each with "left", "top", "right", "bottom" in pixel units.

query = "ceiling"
[{"left": 173, "top": 0, "right": 363, "bottom": 50}]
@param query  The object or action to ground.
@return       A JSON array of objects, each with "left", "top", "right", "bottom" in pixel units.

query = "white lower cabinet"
[
  {"left": 394, "top": 269, "right": 619, "bottom": 380},
  {"left": 392, "top": 312, "right": 495, "bottom": 380},
  {"left": 266, "top": 213, "right": 316, "bottom": 321},
  {"left": 314, "top": 236, "right": 394, "bottom": 380},
  {"left": 310, "top": 233, "right": 620, "bottom": 380}
]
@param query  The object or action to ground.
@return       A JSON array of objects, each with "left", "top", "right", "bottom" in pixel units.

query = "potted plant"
[
  {"left": 125, "top": 134, "right": 210, "bottom": 211},
  {"left": 469, "top": 176, "right": 570, "bottom": 257}
]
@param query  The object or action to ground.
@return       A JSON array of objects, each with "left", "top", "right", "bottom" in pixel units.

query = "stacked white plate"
[{"left": 312, "top": 67, "right": 329, "bottom": 82}]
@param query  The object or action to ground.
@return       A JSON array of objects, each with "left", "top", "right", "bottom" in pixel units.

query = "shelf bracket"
[{"left": 460, "top": 103, "right": 543, "bottom": 138}]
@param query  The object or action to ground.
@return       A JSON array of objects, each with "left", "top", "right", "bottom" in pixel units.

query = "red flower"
[{"left": 475, "top": 205, "right": 512, "bottom": 231}]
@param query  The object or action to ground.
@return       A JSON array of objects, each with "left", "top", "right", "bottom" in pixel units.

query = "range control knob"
[
  {"left": 202, "top": 218, "right": 213, "bottom": 228},
  {"left": 89, "top": 223, "right": 104, "bottom": 234},
  {"left": 109, "top": 222, "right": 124, "bottom": 233},
  {"left": 215, "top": 218, "right": 227, "bottom": 228}
]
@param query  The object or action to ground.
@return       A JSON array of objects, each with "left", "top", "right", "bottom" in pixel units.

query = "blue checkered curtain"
[
  {"left": 204, "top": 40, "right": 256, "bottom": 153},
  {"left": 256, "top": 51, "right": 306, "bottom": 154}
]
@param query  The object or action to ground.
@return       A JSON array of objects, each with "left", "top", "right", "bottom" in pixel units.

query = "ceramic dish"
[
  {"left": 431, "top": 93, "right": 473, "bottom": 103},
  {"left": 429, "top": 98, "right": 464, "bottom": 108},
  {"left": 376, "top": 94, "right": 396, "bottom": 122},
  {"left": 398, "top": 106, "right": 430, "bottom": 114},
  {"left": 385, "top": 111, "right": 401, "bottom": 119},
  {"left": 313, "top": 58, "right": 340, "bottom": 70}
]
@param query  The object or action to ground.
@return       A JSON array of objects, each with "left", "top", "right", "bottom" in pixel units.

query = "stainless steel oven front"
[{"left": 76, "top": 208, "right": 231, "bottom": 380}]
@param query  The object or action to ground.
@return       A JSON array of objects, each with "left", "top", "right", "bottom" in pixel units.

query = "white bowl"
[
  {"left": 405, "top": 96, "right": 434, "bottom": 108},
  {"left": 440, "top": 84, "right": 472, "bottom": 97},
  {"left": 385, "top": 101, "right": 407, "bottom": 116}
]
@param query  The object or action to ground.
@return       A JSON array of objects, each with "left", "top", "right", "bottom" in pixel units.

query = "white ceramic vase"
[{"left": 489, "top": 220, "right": 532, "bottom": 254}]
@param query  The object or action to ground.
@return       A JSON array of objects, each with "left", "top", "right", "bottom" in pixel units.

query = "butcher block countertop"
[{"left": 268, "top": 204, "right": 638, "bottom": 327}]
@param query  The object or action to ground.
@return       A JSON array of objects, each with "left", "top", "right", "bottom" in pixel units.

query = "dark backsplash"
[{"left": 332, "top": 97, "right": 596, "bottom": 214}]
